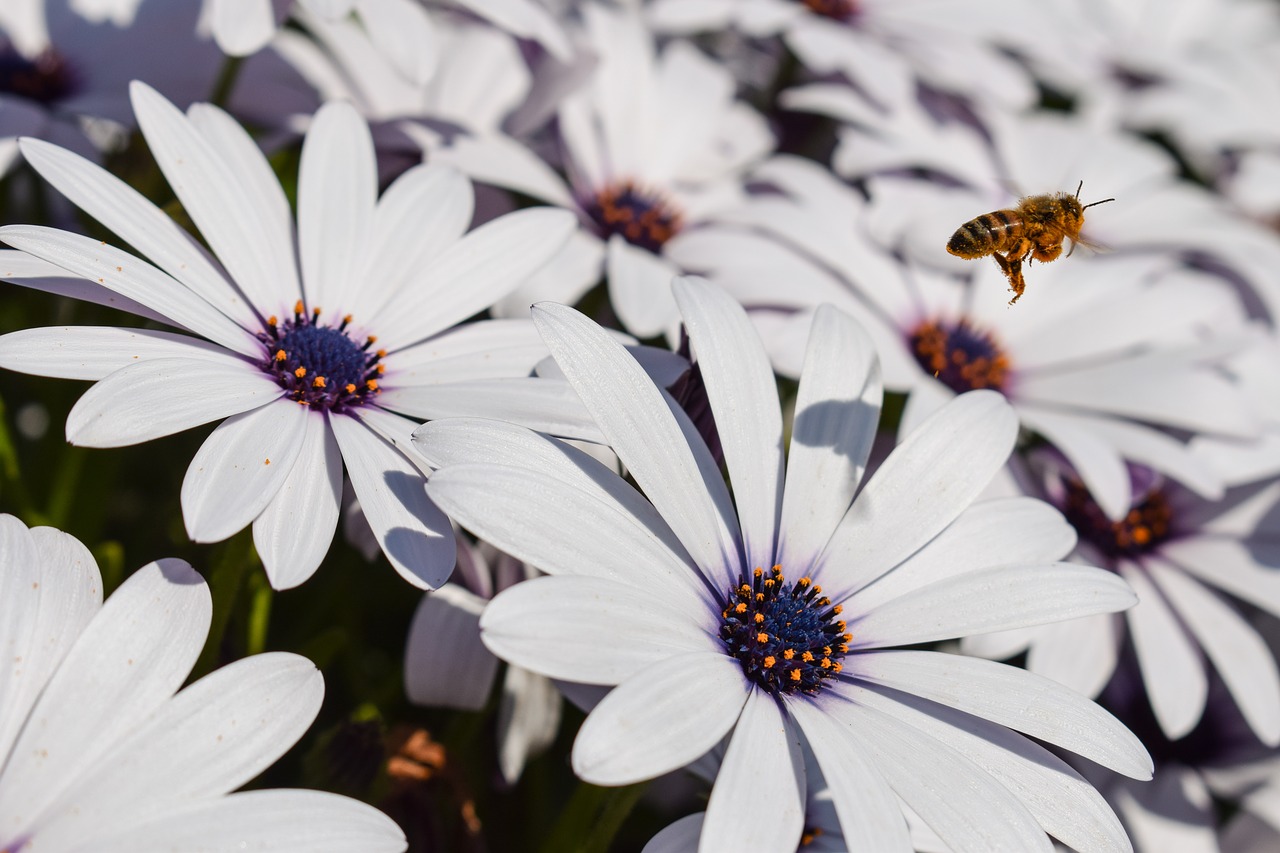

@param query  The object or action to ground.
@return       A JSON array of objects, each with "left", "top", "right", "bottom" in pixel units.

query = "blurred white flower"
[
  {"left": 421, "top": 278, "right": 1149, "bottom": 852},
  {"left": 0, "top": 83, "right": 577, "bottom": 591},
  {"left": 0, "top": 514, "right": 406, "bottom": 852},
  {"left": 967, "top": 463, "right": 1280, "bottom": 747},
  {"left": 403, "top": 534, "right": 560, "bottom": 785},
  {"left": 682, "top": 155, "right": 1263, "bottom": 519}
]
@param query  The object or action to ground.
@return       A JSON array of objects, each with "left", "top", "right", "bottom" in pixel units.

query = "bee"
[{"left": 946, "top": 182, "right": 1115, "bottom": 303}]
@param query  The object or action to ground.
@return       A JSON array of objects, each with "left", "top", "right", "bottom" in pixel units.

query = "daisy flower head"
[
  {"left": 0, "top": 513, "right": 406, "bottom": 851},
  {"left": 967, "top": 458, "right": 1280, "bottom": 748},
  {"left": 0, "top": 82, "right": 576, "bottom": 591},
  {"left": 419, "top": 276, "right": 1152, "bottom": 851},
  {"left": 403, "top": 534, "right": 561, "bottom": 785}
]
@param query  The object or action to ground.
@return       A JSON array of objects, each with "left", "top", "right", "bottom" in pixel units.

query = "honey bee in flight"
[{"left": 946, "top": 182, "right": 1115, "bottom": 304}]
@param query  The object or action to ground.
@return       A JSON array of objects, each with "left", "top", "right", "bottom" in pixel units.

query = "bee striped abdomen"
[{"left": 946, "top": 209, "right": 1019, "bottom": 258}]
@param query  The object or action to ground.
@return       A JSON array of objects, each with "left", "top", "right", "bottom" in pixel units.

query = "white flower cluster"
[{"left": 1, "top": 0, "right": 1279, "bottom": 851}]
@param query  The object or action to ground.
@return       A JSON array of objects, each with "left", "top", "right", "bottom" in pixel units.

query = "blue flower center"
[
  {"left": 582, "top": 180, "right": 682, "bottom": 253},
  {"left": 1061, "top": 480, "right": 1174, "bottom": 559},
  {"left": 720, "top": 566, "right": 850, "bottom": 696},
  {"left": 0, "top": 47, "right": 78, "bottom": 104},
  {"left": 909, "top": 318, "right": 1010, "bottom": 394},
  {"left": 257, "top": 302, "right": 384, "bottom": 412}
]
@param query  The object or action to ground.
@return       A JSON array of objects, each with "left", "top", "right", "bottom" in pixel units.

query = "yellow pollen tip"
[
  {"left": 734, "top": 603, "right": 747, "bottom": 614},
  {"left": 755, "top": 593, "right": 765, "bottom": 602},
  {"left": 376, "top": 348, "right": 387, "bottom": 358},
  {"left": 267, "top": 315, "right": 278, "bottom": 325},
  {"left": 789, "top": 670, "right": 802, "bottom": 682},
  {"left": 345, "top": 383, "right": 357, "bottom": 393},
  {"left": 753, "top": 613, "right": 764, "bottom": 623},
  {"left": 293, "top": 300, "right": 304, "bottom": 314},
  {"left": 753, "top": 567, "right": 763, "bottom": 578},
  {"left": 343, "top": 314, "right": 353, "bottom": 323},
  {"left": 376, "top": 365, "right": 386, "bottom": 374},
  {"left": 832, "top": 662, "right": 843, "bottom": 673},
  {"left": 832, "top": 604, "right": 843, "bottom": 615},
  {"left": 783, "top": 649, "right": 796, "bottom": 660},
  {"left": 772, "top": 564, "right": 782, "bottom": 572},
  {"left": 366, "top": 379, "right": 379, "bottom": 391},
  {"left": 366, "top": 335, "right": 378, "bottom": 344},
  {"left": 756, "top": 632, "right": 769, "bottom": 644},
  {"left": 801, "top": 651, "right": 814, "bottom": 662},
  {"left": 763, "top": 656, "right": 776, "bottom": 668},
  {"left": 313, "top": 376, "right": 326, "bottom": 388},
  {"left": 798, "top": 577, "right": 811, "bottom": 587},
  {"left": 820, "top": 658, "right": 831, "bottom": 669},
  {"left": 274, "top": 350, "right": 286, "bottom": 361},
  {"left": 294, "top": 367, "right": 307, "bottom": 378}
]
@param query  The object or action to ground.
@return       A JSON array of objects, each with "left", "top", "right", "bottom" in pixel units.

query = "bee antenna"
[
  {"left": 1075, "top": 179, "right": 1083, "bottom": 198},
  {"left": 1083, "top": 197, "right": 1116, "bottom": 209}
]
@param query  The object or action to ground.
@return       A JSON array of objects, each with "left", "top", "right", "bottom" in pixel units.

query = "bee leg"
[
  {"left": 1005, "top": 255, "right": 1026, "bottom": 304},
  {"left": 1032, "top": 241, "right": 1063, "bottom": 263}
]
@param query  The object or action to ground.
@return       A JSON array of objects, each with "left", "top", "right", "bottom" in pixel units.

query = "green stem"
[
  {"left": 537, "top": 779, "right": 648, "bottom": 853},
  {"left": 192, "top": 528, "right": 257, "bottom": 678},
  {"left": 210, "top": 54, "right": 246, "bottom": 109},
  {"left": 246, "top": 570, "right": 274, "bottom": 655}
]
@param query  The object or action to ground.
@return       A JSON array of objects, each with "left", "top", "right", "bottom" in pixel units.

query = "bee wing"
[{"left": 1066, "top": 233, "right": 1110, "bottom": 257}]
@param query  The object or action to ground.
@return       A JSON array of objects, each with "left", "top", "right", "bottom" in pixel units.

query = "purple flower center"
[
  {"left": 582, "top": 180, "right": 682, "bottom": 253},
  {"left": 257, "top": 302, "right": 384, "bottom": 412},
  {"left": 1061, "top": 480, "right": 1175, "bottom": 559},
  {"left": 719, "top": 565, "right": 850, "bottom": 696},
  {"left": 0, "top": 47, "right": 78, "bottom": 104},
  {"left": 909, "top": 318, "right": 1010, "bottom": 394}
]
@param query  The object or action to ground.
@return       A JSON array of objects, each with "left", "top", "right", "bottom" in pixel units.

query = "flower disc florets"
[
  {"left": 1062, "top": 480, "right": 1175, "bottom": 559},
  {"left": 582, "top": 180, "right": 683, "bottom": 253},
  {"left": 909, "top": 318, "right": 1010, "bottom": 394},
  {"left": 0, "top": 47, "right": 78, "bottom": 104},
  {"left": 720, "top": 565, "right": 850, "bottom": 696},
  {"left": 257, "top": 302, "right": 384, "bottom": 412}
]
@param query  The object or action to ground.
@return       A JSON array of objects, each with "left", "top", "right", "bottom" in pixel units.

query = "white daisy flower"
[
  {"left": 403, "top": 534, "right": 560, "bottom": 785},
  {"left": 418, "top": 277, "right": 1151, "bottom": 852},
  {"left": 0, "top": 513, "right": 406, "bottom": 852},
  {"left": 966, "top": 460, "right": 1280, "bottom": 747},
  {"left": 0, "top": 82, "right": 576, "bottom": 590},
  {"left": 430, "top": 2, "right": 775, "bottom": 338}
]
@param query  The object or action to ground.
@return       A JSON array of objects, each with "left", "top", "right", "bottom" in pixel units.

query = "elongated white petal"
[
  {"left": 572, "top": 652, "right": 747, "bottom": 785},
  {"left": 825, "top": 695, "right": 1052, "bottom": 853},
  {"left": 644, "top": 813, "right": 703, "bottom": 853},
  {"left": 847, "top": 684, "right": 1133, "bottom": 853},
  {"left": 66, "top": 355, "right": 279, "bottom": 447},
  {"left": 480, "top": 576, "right": 715, "bottom": 684},
  {"left": 254, "top": 413, "right": 343, "bottom": 590},
  {"left": 0, "top": 561, "right": 210, "bottom": 833},
  {"left": 0, "top": 225, "right": 260, "bottom": 356},
  {"left": 209, "top": 0, "right": 278, "bottom": 54},
  {"left": 382, "top": 377, "right": 604, "bottom": 443},
  {"left": 850, "top": 563, "right": 1136, "bottom": 648},
  {"left": 87, "top": 789, "right": 406, "bottom": 853},
  {"left": 355, "top": 0, "right": 437, "bottom": 85},
  {"left": 389, "top": 319, "right": 546, "bottom": 383},
  {"left": 17, "top": 137, "right": 260, "bottom": 331},
  {"left": 371, "top": 208, "right": 576, "bottom": 351},
  {"left": 779, "top": 305, "right": 883, "bottom": 568},
  {"left": 818, "top": 390, "right": 1017, "bottom": 599},
  {"left": 451, "top": 0, "right": 573, "bottom": 60},
  {"left": 1164, "top": 536, "right": 1280, "bottom": 619},
  {"left": 673, "top": 277, "right": 783, "bottom": 571},
  {"left": 0, "top": 249, "right": 171, "bottom": 323},
  {"left": 851, "top": 498, "right": 1077, "bottom": 614},
  {"left": 1111, "top": 770, "right": 1217, "bottom": 853},
  {"left": 786, "top": 698, "right": 912, "bottom": 852},
  {"left": 497, "top": 666, "right": 562, "bottom": 784},
  {"left": 702, "top": 690, "right": 805, "bottom": 851},
  {"left": 298, "top": 101, "right": 376, "bottom": 319},
  {"left": 181, "top": 399, "right": 307, "bottom": 543},
  {"left": 1025, "top": 612, "right": 1120, "bottom": 699},
  {"left": 606, "top": 237, "right": 681, "bottom": 339},
  {"left": 426, "top": 464, "right": 706, "bottom": 605},
  {"left": 405, "top": 584, "right": 498, "bottom": 711},
  {"left": 0, "top": 518, "right": 46, "bottom": 762},
  {"left": 129, "top": 82, "right": 301, "bottom": 314},
  {"left": 36, "top": 654, "right": 322, "bottom": 849},
  {"left": 1148, "top": 559, "right": 1280, "bottom": 746},
  {"left": 1019, "top": 407, "right": 1132, "bottom": 520},
  {"left": 533, "top": 301, "right": 743, "bottom": 589},
  {"left": 332, "top": 414, "right": 454, "bottom": 589},
  {"left": 0, "top": 326, "right": 232, "bottom": 381},
  {"left": 851, "top": 650, "right": 1152, "bottom": 780},
  {"left": 1120, "top": 563, "right": 1208, "bottom": 740}
]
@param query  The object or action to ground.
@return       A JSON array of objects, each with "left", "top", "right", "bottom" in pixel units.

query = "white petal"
[
  {"left": 496, "top": 665, "right": 561, "bottom": 784},
  {"left": 818, "top": 390, "right": 1017, "bottom": 599},
  {"left": 1120, "top": 563, "right": 1208, "bottom": 740},
  {"left": 673, "top": 277, "right": 783, "bottom": 570},
  {"left": 786, "top": 697, "right": 912, "bottom": 852},
  {"left": 253, "top": 414, "right": 343, "bottom": 590},
  {"left": 701, "top": 690, "right": 805, "bottom": 851},
  {"left": 209, "top": 0, "right": 278, "bottom": 55},
  {"left": 606, "top": 237, "right": 681, "bottom": 339},
  {"left": 1148, "top": 559, "right": 1280, "bottom": 746},
  {"left": 332, "top": 413, "right": 454, "bottom": 589},
  {"left": 355, "top": 0, "right": 437, "bottom": 85},
  {"left": 0, "top": 519, "right": 49, "bottom": 762},
  {"left": 381, "top": 377, "right": 603, "bottom": 443},
  {"left": 17, "top": 137, "right": 260, "bottom": 331},
  {"left": 129, "top": 81, "right": 301, "bottom": 315},
  {"left": 1163, "top": 535, "right": 1280, "bottom": 620},
  {"left": 850, "top": 563, "right": 1136, "bottom": 648},
  {"left": 1019, "top": 407, "right": 1132, "bottom": 520},
  {"left": 1025, "top": 612, "right": 1120, "bottom": 700},
  {"left": 37, "top": 654, "right": 322, "bottom": 848},
  {"left": 480, "top": 575, "right": 714, "bottom": 684},
  {"left": 87, "top": 789, "right": 406, "bottom": 853},
  {"left": 571, "top": 652, "right": 747, "bottom": 785},
  {"left": 66, "top": 355, "right": 280, "bottom": 447},
  {"left": 298, "top": 101, "right": 376, "bottom": 319},
  {"left": 851, "top": 650, "right": 1152, "bottom": 780},
  {"left": 0, "top": 249, "right": 171, "bottom": 324},
  {"left": 451, "top": 0, "right": 573, "bottom": 61},
  {"left": 0, "top": 225, "right": 260, "bottom": 356},
  {"left": 847, "top": 683, "right": 1133, "bottom": 853},
  {"left": 404, "top": 584, "right": 498, "bottom": 711},
  {"left": 362, "top": 164, "right": 474, "bottom": 323},
  {"left": 425, "top": 464, "right": 707, "bottom": 605},
  {"left": 181, "top": 399, "right": 308, "bottom": 543},
  {"left": 0, "top": 326, "right": 232, "bottom": 381},
  {"left": 370, "top": 208, "right": 577, "bottom": 352},
  {"left": 0, "top": 560, "right": 209, "bottom": 833},
  {"left": 533, "top": 301, "right": 743, "bottom": 589},
  {"left": 779, "top": 304, "right": 883, "bottom": 568},
  {"left": 1111, "top": 770, "right": 1217, "bottom": 853},
  {"left": 430, "top": 133, "right": 576, "bottom": 207},
  {"left": 643, "top": 813, "right": 703, "bottom": 853},
  {"left": 387, "top": 319, "right": 548, "bottom": 384}
]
